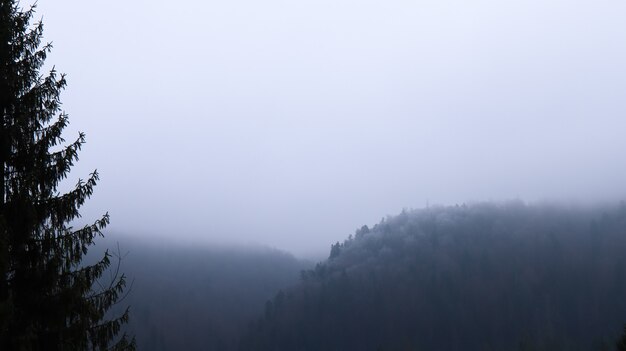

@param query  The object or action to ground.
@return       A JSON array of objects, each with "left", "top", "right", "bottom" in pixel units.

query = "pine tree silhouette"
[{"left": 0, "top": 2, "right": 134, "bottom": 349}]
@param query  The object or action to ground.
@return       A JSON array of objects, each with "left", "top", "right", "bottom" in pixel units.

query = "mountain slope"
[
  {"left": 242, "top": 202, "right": 626, "bottom": 351},
  {"left": 92, "top": 239, "right": 311, "bottom": 350}
]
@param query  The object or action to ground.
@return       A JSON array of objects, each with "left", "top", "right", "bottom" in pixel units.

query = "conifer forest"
[{"left": 2, "top": 0, "right": 626, "bottom": 350}]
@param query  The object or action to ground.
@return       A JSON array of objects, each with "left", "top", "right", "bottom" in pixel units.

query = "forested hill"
[
  {"left": 89, "top": 239, "right": 312, "bottom": 350},
  {"left": 242, "top": 202, "right": 626, "bottom": 351}
]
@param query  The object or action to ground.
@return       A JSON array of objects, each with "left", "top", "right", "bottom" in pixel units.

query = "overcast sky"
[{"left": 33, "top": 0, "right": 626, "bottom": 256}]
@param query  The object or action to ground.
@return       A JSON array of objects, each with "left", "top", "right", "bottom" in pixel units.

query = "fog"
[{"left": 36, "top": 0, "right": 626, "bottom": 256}]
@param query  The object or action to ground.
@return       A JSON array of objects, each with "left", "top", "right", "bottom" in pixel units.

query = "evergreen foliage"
[
  {"left": 241, "top": 202, "right": 626, "bottom": 350},
  {"left": 0, "top": 1, "right": 133, "bottom": 349}
]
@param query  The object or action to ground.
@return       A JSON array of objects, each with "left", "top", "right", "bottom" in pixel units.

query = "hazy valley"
[{"left": 94, "top": 202, "right": 626, "bottom": 350}]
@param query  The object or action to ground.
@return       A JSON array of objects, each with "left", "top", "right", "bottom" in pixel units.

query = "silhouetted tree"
[
  {"left": 0, "top": 2, "right": 133, "bottom": 349},
  {"left": 329, "top": 242, "right": 341, "bottom": 259}
]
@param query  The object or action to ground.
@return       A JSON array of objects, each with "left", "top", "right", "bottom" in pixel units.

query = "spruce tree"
[{"left": 0, "top": 1, "right": 134, "bottom": 350}]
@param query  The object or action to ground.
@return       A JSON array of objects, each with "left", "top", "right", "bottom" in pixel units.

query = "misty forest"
[{"left": 2, "top": 0, "right": 626, "bottom": 350}]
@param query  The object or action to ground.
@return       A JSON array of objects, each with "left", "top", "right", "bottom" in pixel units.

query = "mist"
[
  {"left": 5, "top": 1, "right": 626, "bottom": 350},
  {"left": 35, "top": 0, "right": 626, "bottom": 256}
]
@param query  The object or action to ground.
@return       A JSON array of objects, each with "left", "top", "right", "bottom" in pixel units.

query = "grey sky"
[{"left": 34, "top": 0, "right": 626, "bottom": 256}]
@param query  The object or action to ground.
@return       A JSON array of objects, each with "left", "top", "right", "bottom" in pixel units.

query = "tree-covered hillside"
[
  {"left": 92, "top": 239, "right": 311, "bottom": 351},
  {"left": 242, "top": 202, "right": 626, "bottom": 351}
]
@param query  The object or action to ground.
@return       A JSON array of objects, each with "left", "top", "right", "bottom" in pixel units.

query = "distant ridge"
[{"left": 97, "top": 239, "right": 311, "bottom": 350}]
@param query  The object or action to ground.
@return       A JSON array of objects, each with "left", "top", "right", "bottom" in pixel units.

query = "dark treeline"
[
  {"left": 242, "top": 202, "right": 626, "bottom": 351},
  {"left": 92, "top": 239, "right": 311, "bottom": 350}
]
